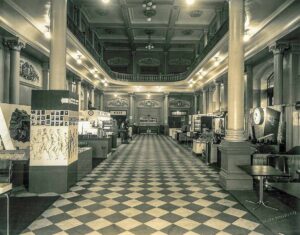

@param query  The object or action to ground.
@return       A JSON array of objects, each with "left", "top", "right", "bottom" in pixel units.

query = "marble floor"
[{"left": 22, "top": 135, "right": 272, "bottom": 235}]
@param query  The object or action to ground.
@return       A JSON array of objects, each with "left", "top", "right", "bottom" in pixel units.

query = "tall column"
[
  {"left": 83, "top": 86, "right": 88, "bottom": 110},
  {"left": 208, "top": 85, "right": 214, "bottom": 113},
  {"left": 269, "top": 42, "right": 288, "bottom": 105},
  {"left": 219, "top": 0, "right": 253, "bottom": 191},
  {"left": 164, "top": 93, "right": 169, "bottom": 126},
  {"left": 215, "top": 81, "right": 221, "bottom": 112},
  {"left": 221, "top": 76, "right": 228, "bottom": 111},
  {"left": 42, "top": 62, "right": 49, "bottom": 90},
  {"left": 194, "top": 94, "right": 198, "bottom": 114},
  {"left": 253, "top": 77, "right": 260, "bottom": 108},
  {"left": 3, "top": 44, "right": 10, "bottom": 103},
  {"left": 202, "top": 88, "right": 207, "bottom": 114},
  {"left": 216, "top": 8, "right": 222, "bottom": 30},
  {"left": 77, "top": 80, "right": 82, "bottom": 111},
  {"left": 5, "top": 38, "right": 25, "bottom": 104},
  {"left": 245, "top": 65, "right": 253, "bottom": 138},
  {"left": 99, "top": 92, "right": 104, "bottom": 111},
  {"left": 90, "top": 86, "right": 95, "bottom": 107},
  {"left": 226, "top": 0, "right": 246, "bottom": 142},
  {"left": 198, "top": 93, "right": 203, "bottom": 114},
  {"left": 49, "top": 0, "right": 67, "bottom": 90},
  {"left": 0, "top": 41, "right": 4, "bottom": 102},
  {"left": 129, "top": 93, "right": 134, "bottom": 124}
]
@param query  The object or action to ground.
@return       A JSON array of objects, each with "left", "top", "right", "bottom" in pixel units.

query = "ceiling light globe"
[
  {"left": 186, "top": 0, "right": 195, "bottom": 5},
  {"left": 102, "top": 0, "right": 110, "bottom": 4},
  {"left": 147, "top": 17, "right": 152, "bottom": 22},
  {"left": 152, "top": 4, "right": 156, "bottom": 9},
  {"left": 142, "top": 3, "right": 146, "bottom": 7}
]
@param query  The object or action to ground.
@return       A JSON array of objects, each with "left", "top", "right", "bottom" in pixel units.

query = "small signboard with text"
[{"left": 110, "top": 110, "right": 127, "bottom": 116}]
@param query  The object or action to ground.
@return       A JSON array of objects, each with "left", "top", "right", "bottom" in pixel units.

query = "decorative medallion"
[
  {"left": 108, "top": 57, "right": 130, "bottom": 66},
  {"left": 182, "top": 29, "right": 193, "bottom": 36},
  {"left": 138, "top": 58, "right": 160, "bottom": 67},
  {"left": 138, "top": 99, "right": 161, "bottom": 108},
  {"left": 169, "top": 98, "right": 191, "bottom": 108},
  {"left": 189, "top": 10, "right": 203, "bottom": 18},
  {"left": 20, "top": 60, "right": 40, "bottom": 83},
  {"left": 169, "top": 58, "right": 192, "bottom": 66},
  {"left": 107, "top": 98, "right": 129, "bottom": 107},
  {"left": 104, "top": 28, "right": 115, "bottom": 34},
  {"left": 95, "top": 9, "right": 108, "bottom": 16}
]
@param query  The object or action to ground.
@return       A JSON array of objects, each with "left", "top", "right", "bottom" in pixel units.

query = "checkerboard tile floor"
[{"left": 22, "top": 135, "right": 272, "bottom": 235}]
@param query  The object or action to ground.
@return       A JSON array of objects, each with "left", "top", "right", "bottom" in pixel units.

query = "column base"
[
  {"left": 29, "top": 161, "right": 77, "bottom": 194},
  {"left": 219, "top": 140, "right": 254, "bottom": 190}
]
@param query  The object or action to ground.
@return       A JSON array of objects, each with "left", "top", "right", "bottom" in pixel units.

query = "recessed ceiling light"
[
  {"left": 76, "top": 55, "right": 82, "bottom": 64},
  {"left": 186, "top": 0, "right": 195, "bottom": 5},
  {"left": 44, "top": 26, "right": 51, "bottom": 39},
  {"left": 102, "top": 0, "right": 110, "bottom": 4}
]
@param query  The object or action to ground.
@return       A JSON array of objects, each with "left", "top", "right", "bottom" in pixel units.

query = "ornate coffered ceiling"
[{"left": 75, "top": 0, "right": 226, "bottom": 74}]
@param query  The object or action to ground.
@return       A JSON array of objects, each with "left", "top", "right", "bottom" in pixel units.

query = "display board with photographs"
[{"left": 30, "top": 109, "right": 78, "bottom": 166}]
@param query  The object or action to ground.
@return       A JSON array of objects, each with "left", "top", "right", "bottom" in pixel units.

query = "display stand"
[{"left": 29, "top": 90, "right": 79, "bottom": 194}]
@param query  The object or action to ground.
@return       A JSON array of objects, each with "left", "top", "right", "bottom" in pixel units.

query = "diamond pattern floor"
[{"left": 22, "top": 135, "right": 272, "bottom": 235}]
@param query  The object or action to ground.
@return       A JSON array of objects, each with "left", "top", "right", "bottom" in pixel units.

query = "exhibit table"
[
  {"left": 138, "top": 125, "right": 159, "bottom": 134},
  {"left": 239, "top": 165, "right": 284, "bottom": 210},
  {"left": 77, "top": 147, "right": 93, "bottom": 180},
  {"left": 268, "top": 182, "right": 300, "bottom": 199},
  {"left": 0, "top": 150, "right": 29, "bottom": 187},
  {"left": 79, "top": 136, "right": 112, "bottom": 159}
]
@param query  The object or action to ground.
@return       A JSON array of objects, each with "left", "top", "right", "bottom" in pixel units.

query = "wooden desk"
[{"left": 239, "top": 165, "right": 284, "bottom": 210}]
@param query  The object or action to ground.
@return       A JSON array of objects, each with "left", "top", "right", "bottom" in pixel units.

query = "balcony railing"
[{"left": 67, "top": 4, "right": 228, "bottom": 83}]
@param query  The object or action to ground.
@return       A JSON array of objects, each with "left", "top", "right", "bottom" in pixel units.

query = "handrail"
[{"left": 66, "top": 3, "right": 228, "bottom": 83}]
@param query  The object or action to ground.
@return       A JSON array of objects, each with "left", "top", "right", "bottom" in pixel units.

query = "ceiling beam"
[
  {"left": 165, "top": 5, "right": 180, "bottom": 50},
  {"left": 119, "top": 0, "right": 135, "bottom": 50}
]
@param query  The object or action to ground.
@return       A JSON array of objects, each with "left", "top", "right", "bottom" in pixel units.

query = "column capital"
[
  {"left": 4, "top": 38, "right": 26, "bottom": 51},
  {"left": 164, "top": 92, "right": 169, "bottom": 97},
  {"left": 269, "top": 42, "right": 289, "bottom": 55}
]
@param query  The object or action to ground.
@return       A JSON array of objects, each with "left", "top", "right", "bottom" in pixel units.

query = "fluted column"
[
  {"left": 5, "top": 38, "right": 25, "bottom": 104},
  {"left": 215, "top": 81, "right": 221, "bottom": 112},
  {"left": 164, "top": 93, "right": 169, "bottom": 125},
  {"left": 226, "top": 0, "right": 246, "bottom": 141},
  {"left": 49, "top": 0, "right": 67, "bottom": 90},
  {"left": 269, "top": 42, "right": 288, "bottom": 105}
]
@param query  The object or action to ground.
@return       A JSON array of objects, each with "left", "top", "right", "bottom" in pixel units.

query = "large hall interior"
[{"left": 0, "top": 0, "right": 300, "bottom": 234}]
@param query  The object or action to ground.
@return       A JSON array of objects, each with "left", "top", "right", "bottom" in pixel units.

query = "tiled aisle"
[{"left": 22, "top": 135, "right": 271, "bottom": 235}]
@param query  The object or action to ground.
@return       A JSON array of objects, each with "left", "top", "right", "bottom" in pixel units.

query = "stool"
[{"left": 0, "top": 183, "right": 12, "bottom": 235}]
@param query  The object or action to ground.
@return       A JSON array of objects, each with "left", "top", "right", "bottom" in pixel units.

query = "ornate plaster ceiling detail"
[
  {"left": 169, "top": 98, "right": 191, "bottom": 108},
  {"left": 138, "top": 58, "right": 160, "bottom": 67},
  {"left": 138, "top": 99, "right": 161, "bottom": 108},
  {"left": 107, "top": 57, "right": 130, "bottom": 66},
  {"left": 189, "top": 10, "right": 203, "bottom": 18},
  {"left": 107, "top": 98, "right": 129, "bottom": 107},
  {"left": 169, "top": 58, "right": 192, "bottom": 66}
]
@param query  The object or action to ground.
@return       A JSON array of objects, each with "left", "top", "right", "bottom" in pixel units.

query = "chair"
[
  {"left": 267, "top": 155, "right": 291, "bottom": 182},
  {"left": 0, "top": 159, "right": 13, "bottom": 235}
]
